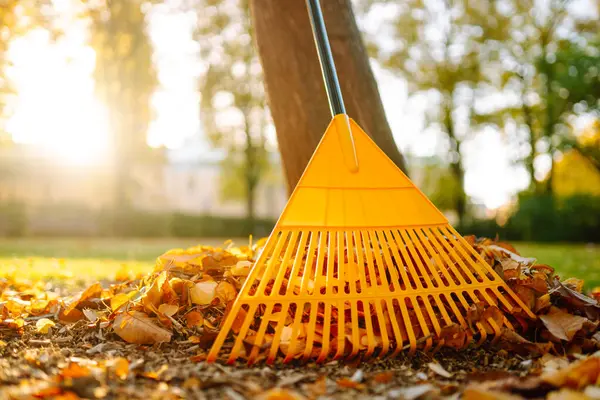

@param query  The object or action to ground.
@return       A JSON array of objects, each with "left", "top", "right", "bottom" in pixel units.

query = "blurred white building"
[{"left": 0, "top": 142, "right": 287, "bottom": 220}]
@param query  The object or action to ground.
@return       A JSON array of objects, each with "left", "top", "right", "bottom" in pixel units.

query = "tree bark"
[
  {"left": 444, "top": 103, "right": 467, "bottom": 225},
  {"left": 250, "top": 0, "right": 407, "bottom": 193}
]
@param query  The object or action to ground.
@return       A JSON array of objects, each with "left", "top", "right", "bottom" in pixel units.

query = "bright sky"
[{"left": 5, "top": 0, "right": 587, "bottom": 209}]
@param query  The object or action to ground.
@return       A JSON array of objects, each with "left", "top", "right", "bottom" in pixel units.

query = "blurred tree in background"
[
  {"left": 195, "top": 0, "right": 270, "bottom": 233},
  {"left": 89, "top": 0, "right": 158, "bottom": 207},
  {"left": 475, "top": 0, "right": 600, "bottom": 194},
  {"left": 374, "top": 0, "right": 509, "bottom": 225},
  {"left": 575, "top": 119, "right": 600, "bottom": 172}
]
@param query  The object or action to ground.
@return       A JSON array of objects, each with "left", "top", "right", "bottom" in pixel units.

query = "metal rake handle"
[
  {"left": 306, "top": 0, "right": 359, "bottom": 172},
  {"left": 306, "top": 0, "right": 346, "bottom": 117}
]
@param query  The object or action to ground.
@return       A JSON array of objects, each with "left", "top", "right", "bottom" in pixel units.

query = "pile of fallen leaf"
[{"left": 2, "top": 236, "right": 600, "bottom": 399}]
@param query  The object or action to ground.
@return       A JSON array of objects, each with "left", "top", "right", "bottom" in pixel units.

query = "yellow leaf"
[
  {"left": 36, "top": 318, "right": 55, "bottom": 334},
  {"left": 158, "top": 303, "right": 178, "bottom": 317},
  {"left": 113, "top": 311, "right": 172, "bottom": 344},
  {"left": 142, "top": 272, "right": 168, "bottom": 313},
  {"left": 115, "top": 265, "right": 131, "bottom": 282},
  {"left": 190, "top": 280, "right": 217, "bottom": 305},
  {"left": 113, "top": 357, "right": 129, "bottom": 380},
  {"left": 110, "top": 291, "right": 137, "bottom": 312},
  {"left": 215, "top": 281, "right": 237, "bottom": 303},
  {"left": 188, "top": 335, "right": 201, "bottom": 343}
]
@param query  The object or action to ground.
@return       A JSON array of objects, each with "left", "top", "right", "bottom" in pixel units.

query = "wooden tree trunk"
[{"left": 250, "top": 0, "right": 407, "bottom": 193}]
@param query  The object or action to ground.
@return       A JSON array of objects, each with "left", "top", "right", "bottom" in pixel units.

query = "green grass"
[
  {"left": 515, "top": 243, "right": 600, "bottom": 289},
  {"left": 0, "top": 238, "right": 598, "bottom": 289}
]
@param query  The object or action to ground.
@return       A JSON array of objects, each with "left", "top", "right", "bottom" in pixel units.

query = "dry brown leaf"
[
  {"left": 498, "top": 327, "right": 554, "bottom": 356},
  {"left": 562, "top": 278, "right": 585, "bottom": 293},
  {"left": 463, "top": 388, "right": 523, "bottom": 400},
  {"left": 256, "top": 388, "right": 306, "bottom": 400},
  {"left": 535, "top": 294, "right": 552, "bottom": 313},
  {"left": 547, "top": 389, "right": 591, "bottom": 400},
  {"left": 540, "top": 307, "right": 588, "bottom": 342},
  {"left": 59, "top": 308, "right": 84, "bottom": 323},
  {"left": 336, "top": 378, "right": 365, "bottom": 390},
  {"left": 60, "top": 363, "right": 91, "bottom": 379},
  {"left": 542, "top": 355, "right": 600, "bottom": 389},
  {"left": 64, "top": 283, "right": 102, "bottom": 314},
  {"left": 113, "top": 311, "right": 172, "bottom": 344},
  {"left": 184, "top": 311, "right": 204, "bottom": 328},
  {"left": 141, "top": 272, "right": 167, "bottom": 313},
  {"left": 372, "top": 371, "right": 394, "bottom": 383}
]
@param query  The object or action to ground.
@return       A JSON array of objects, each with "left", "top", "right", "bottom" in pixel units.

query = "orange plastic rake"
[{"left": 207, "top": 0, "right": 535, "bottom": 365}]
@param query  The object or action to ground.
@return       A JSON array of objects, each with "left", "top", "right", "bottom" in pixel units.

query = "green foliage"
[
  {"left": 371, "top": 0, "right": 511, "bottom": 223},
  {"left": 195, "top": 0, "right": 271, "bottom": 226},
  {"left": 461, "top": 194, "right": 600, "bottom": 243},
  {"left": 418, "top": 161, "right": 461, "bottom": 211},
  {"left": 474, "top": 0, "right": 600, "bottom": 193}
]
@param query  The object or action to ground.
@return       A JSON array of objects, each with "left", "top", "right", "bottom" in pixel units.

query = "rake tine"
[
  {"left": 349, "top": 300, "right": 360, "bottom": 358},
  {"left": 353, "top": 231, "right": 369, "bottom": 293},
  {"left": 399, "top": 299, "right": 417, "bottom": 356},
  {"left": 430, "top": 229, "right": 479, "bottom": 285},
  {"left": 303, "top": 301, "right": 319, "bottom": 361},
  {"left": 384, "top": 230, "right": 414, "bottom": 290},
  {"left": 300, "top": 231, "right": 318, "bottom": 295},
  {"left": 386, "top": 299, "right": 405, "bottom": 358},
  {"left": 273, "top": 231, "right": 299, "bottom": 296},
  {"left": 368, "top": 231, "right": 391, "bottom": 289},
  {"left": 375, "top": 230, "right": 402, "bottom": 292},
  {"left": 334, "top": 300, "right": 346, "bottom": 359},
  {"left": 284, "top": 302, "right": 306, "bottom": 363},
  {"left": 255, "top": 232, "right": 289, "bottom": 296},
  {"left": 337, "top": 231, "right": 346, "bottom": 293},
  {"left": 389, "top": 230, "right": 423, "bottom": 290},
  {"left": 360, "top": 231, "right": 379, "bottom": 289},
  {"left": 398, "top": 230, "right": 436, "bottom": 289},
  {"left": 410, "top": 297, "right": 433, "bottom": 352},
  {"left": 419, "top": 228, "right": 465, "bottom": 286},
  {"left": 406, "top": 229, "right": 445, "bottom": 289},
  {"left": 373, "top": 300, "right": 390, "bottom": 356},
  {"left": 285, "top": 231, "right": 309, "bottom": 295},
  {"left": 268, "top": 302, "right": 291, "bottom": 364},
  {"left": 345, "top": 231, "right": 358, "bottom": 294},
  {"left": 317, "top": 302, "right": 333, "bottom": 363},
  {"left": 247, "top": 303, "right": 275, "bottom": 365}
]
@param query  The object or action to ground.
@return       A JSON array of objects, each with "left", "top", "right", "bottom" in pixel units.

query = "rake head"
[{"left": 206, "top": 116, "right": 536, "bottom": 365}]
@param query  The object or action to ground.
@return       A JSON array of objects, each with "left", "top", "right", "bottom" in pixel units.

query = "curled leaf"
[
  {"left": 540, "top": 306, "right": 588, "bottom": 342},
  {"left": 190, "top": 280, "right": 218, "bottom": 305},
  {"left": 35, "top": 318, "right": 55, "bottom": 334},
  {"left": 158, "top": 303, "right": 179, "bottom": 317},
  {"left": 113, "top": 311, "right": 172, "bottom": 344}
]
